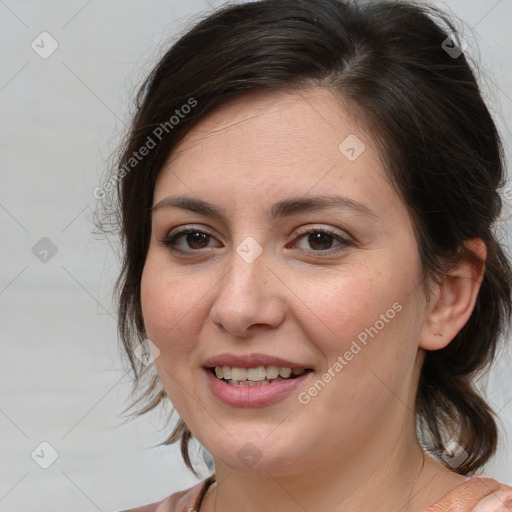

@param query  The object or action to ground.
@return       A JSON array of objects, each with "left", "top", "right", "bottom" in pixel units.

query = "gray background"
[{"left": 0, "top": 1, "right": 511, "bottom": 511}]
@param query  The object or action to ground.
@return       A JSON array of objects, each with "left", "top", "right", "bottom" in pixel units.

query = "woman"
[{"left": 102, "top": 0, "right": 512, "bottom": 510}]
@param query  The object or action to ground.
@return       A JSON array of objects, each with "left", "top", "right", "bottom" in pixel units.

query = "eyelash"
[{"left": 160, "top": 226, "right": 352, "bottom": 255}]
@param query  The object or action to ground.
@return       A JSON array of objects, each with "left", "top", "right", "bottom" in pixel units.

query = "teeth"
[
  {"left": 247, "top": 366, "right": 266, "bottom": 381},
  {"left": 213, "top": 365, "right": 308, "bottom": 382},
  {"left": 266, "top": 365, "right": 279, "bottom": 379},
  {"left": 226, "top": 379, "right": 271, "bottom": 386},
  {"left": 231, "top": 367, "right": 247, "bottom": 380},
  {"left": 279, "top": 367, "right": 292, "bottom": 378},
  {"left": 222, "top": 365, "right": 231, "bottom": 379}
]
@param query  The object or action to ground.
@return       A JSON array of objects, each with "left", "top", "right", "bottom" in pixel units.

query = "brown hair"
[{"left": 98, "top": 0, "right": 512, "bottom": 476}]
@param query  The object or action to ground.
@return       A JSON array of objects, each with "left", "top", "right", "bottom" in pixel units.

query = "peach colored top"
[{"left": 119, "top": 475, "right": 512, "bottom": 512}]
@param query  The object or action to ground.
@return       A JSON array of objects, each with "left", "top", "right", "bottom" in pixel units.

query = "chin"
[{"left": 203, "top": 433, "right": 308, "bottom": 475}]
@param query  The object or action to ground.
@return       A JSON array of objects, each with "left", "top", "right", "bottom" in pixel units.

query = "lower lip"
[{"left": 204, "top": 368, "right": 311, "bottom": 407}]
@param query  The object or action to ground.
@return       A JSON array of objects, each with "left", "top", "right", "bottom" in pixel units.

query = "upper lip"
[{"left": 203, "top": 352, "right": 312, "bottom": 369}]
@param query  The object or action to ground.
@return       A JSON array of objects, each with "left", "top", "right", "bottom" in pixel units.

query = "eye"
[
  {"left": 290, "top": 228, "right": 352, "bottom": 253},
  {"left": 160, "top": 226, "right": 352, "bottom": 255},
  {"left": 161, "top": 227, "right": 220, "bottom": 252}
]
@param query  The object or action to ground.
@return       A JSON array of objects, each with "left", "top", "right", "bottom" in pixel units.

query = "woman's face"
[{"left": 141, "top": 88, "right": 428, "bottom": 475}]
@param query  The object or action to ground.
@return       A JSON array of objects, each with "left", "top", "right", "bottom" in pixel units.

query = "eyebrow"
[{"left": 151, "top": 194, "right": 377, "bottom": 221}]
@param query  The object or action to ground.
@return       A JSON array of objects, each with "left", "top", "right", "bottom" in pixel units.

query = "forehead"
[
  {"left": 154, "top": 88, "right": 394, "bottom": 215},
  {"left": 165, "top": 88, "right": 369, "bottom": 165}
]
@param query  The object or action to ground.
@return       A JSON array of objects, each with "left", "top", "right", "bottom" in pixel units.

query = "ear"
[{"left": 420, "top": 238, "right": 487, "bottom": 351}]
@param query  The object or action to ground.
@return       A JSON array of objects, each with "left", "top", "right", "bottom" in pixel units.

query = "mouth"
[
  {"left": 202, "top": 353, "right": 315, "bottom": 406},
  {"left": 208, "top": 365, "right": 314, "bottom": 386}
]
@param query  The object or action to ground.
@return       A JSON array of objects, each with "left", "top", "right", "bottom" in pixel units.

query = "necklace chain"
[{"left": 406, "top": 450, "right": 426, "bottom": 510}]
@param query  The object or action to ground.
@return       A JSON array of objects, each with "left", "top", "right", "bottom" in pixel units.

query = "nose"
[{"left": 209, "top": 244, "right": 286, "bottom": 338}]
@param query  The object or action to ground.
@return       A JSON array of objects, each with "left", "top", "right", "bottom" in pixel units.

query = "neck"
[{"left": 204, "top": 422, "right": 427, "bottom": 512}]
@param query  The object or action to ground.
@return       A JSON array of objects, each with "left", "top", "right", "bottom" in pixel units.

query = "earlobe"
[{"left": 420, "top": 238, "right": 487, "bottom": 351}]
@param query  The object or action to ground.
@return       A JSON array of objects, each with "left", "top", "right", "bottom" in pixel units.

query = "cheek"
[
  {"left": 140, "top": 258, "right": 202, "bottom": 408},
  {"left": 140, "top": 252, "right": 209, "bottom": 348},
  {"left": 301, "top": 266, "right": 407, "bottom": 351},
  {"left": 298, "top": 257, "right": 422, "bottom": 398},
  {"left": 140, "top": 254, "right": 207, "bottom": 412}
]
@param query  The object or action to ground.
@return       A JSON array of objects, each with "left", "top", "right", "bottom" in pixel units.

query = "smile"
[
  {"left": 213, "top": 365, "right": 308, "bottom": 385},
  {"left": 205, "top": 366, "right": 313, "bottom": 407}
]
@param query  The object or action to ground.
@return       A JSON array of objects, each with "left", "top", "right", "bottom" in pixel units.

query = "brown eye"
[
  {"left": 292, "top": 229, "right": 352, "bottom": 253},
  {"left": 307, "top": 232, "right": 335, "bottom": 251},
  {"left": 185, "top": 232, "right": 210, "bottom": 249},
  {"left": 162, "top": 228, "right": 219, "bottom": 252}
]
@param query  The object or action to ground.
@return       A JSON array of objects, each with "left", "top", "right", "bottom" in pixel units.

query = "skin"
[{"left": 140, "top": 88, "right": 486, "bottom": 512}]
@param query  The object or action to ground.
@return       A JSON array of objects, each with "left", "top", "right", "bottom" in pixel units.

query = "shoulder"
[
  {"left": 424, "top": 476, "right": 512, "bottom": 511},
  {"left": 117, "top": 476, "right": 214, "bottom": 512}
]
